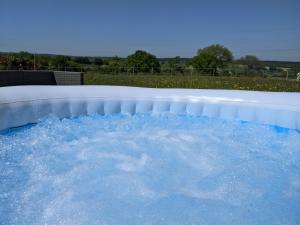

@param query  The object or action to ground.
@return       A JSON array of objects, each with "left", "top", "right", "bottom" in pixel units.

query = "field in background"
[{"left": 85, "top": 72, "right": 300, "bottom": 92}]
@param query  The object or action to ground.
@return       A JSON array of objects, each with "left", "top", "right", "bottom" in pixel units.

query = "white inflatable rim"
[{"left": 0, "top": 85, "right": 299, "bottom": 131}]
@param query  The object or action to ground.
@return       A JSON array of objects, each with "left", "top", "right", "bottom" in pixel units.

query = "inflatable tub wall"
[{"left": 0, "top": 86, "right": 299, "bottom": 130}]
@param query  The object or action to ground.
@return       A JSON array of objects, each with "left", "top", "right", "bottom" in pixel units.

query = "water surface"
[{"left": 1, "top": 114, "right": 300, "bottom": 225}]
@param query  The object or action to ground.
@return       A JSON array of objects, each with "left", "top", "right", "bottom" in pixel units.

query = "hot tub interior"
[{"left": 1, "top": 113, "right": 300, "bottom": 225}]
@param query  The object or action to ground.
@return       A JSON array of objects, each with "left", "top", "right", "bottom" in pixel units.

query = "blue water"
[{"left": 1, "top": 114, "right": 300, "bottom": 225}]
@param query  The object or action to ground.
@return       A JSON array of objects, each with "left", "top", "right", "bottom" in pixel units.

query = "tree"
[
  {"left": 125, "top": 50, "right": 160, "bottom": 73},
  {"left": 239, "top": 55, "right": 262, "bottom": 69},
  {"left": 192, "top": 44, "right": 233, "bottom": 75},
  {"left": 35, "top": 55, "right": 51, "bottom": 69},
  {"left": 105, "top": 56, "right": 125, "bottom": 73},
  {"left": 168, "top": 56, "right": 184, "bottom": 74},
  {"left": 2, "top": 51, "right": 34, "bottom": 70},
  {"left": 0, "top": 55, "right": 9, "bottom": 69},
  {"left": 73, "top": 56, "right": 91, "bottom": 64},
  {"left": 94, "top": 57, "right": 104, "bottom": 66},
  {"left": 108, "top": 56, "right": 123, "bottom": 67},
  {"left": 51, "top": 55, "right": 71, "bottom": 69}
]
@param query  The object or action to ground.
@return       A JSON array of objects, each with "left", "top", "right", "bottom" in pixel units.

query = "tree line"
[{"left": 0, "top": 44, "right": 294, "bottom": 77}]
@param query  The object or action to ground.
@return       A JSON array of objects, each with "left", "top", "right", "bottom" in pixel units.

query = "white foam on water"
[{"left": 0, "top": 113, "right": 300, "bottom": 225}]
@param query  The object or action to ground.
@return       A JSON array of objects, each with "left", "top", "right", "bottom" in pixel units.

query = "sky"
[{"left": 1, "top": 0, "right": 300, "bottom": 61}]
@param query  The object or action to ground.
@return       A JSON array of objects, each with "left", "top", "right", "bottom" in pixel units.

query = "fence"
[
  {"left": 0, "top": 65, "right": 299, "bottom": 80},
  {"left": 0, "top": 69, "right": 299, "bottom": 91},
  {"left": 0, "top": 70, "right": 84, "bottom": 87}
]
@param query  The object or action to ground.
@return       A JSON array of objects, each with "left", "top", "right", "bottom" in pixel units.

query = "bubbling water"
[{"left": 1, "top": 113, "right": 300, "bottom": 225}]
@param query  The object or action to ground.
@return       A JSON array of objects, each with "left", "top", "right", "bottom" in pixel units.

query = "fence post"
[{"left": 33, "top": 54, "right": 36, "bottom": 71}]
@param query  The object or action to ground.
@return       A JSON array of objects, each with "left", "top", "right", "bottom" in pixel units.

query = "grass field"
[{"left": 85, "top": 72, "right": 300, "bottom": 92}]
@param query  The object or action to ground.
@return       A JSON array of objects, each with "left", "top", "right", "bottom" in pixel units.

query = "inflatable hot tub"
[
  {"left": 0, "top": 85, "right": 300, "bottom": 131},
  {"left": 1, "top": 86, "right": 300, "bottom": 225}
]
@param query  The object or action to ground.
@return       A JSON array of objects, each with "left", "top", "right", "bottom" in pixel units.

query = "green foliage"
[
  {"left": 106, "top": 56, "right": 124, "bottom": 71},
  {"left": 238, "top": 55, "right": 262, "bottom": 69},
  {"left": 168, "top": 56, "right": 184, "bottom": 74},
  {"left": 51, "top": 55, "right": 70, "bottom": 67},
  {"left": 2, "top": 51, "right": 34, "bottom": 69},
  {"left": 85, "top": 73, "right": 300, "bottom": 92},
  {"left": 125, "top": 50, "right": 160, "bottom": 73},
  {"left": 1, "top": 48, "right": 299, "bottom": 80},
  {"left": 109, "top": 56, "right": 123, "bottom": 66},
  {"left": 66, "top": 60, "right": 83, "bottom": 71},
  {"left": 0, "top": 55, "right": 9, "bottom": 66},
  {"left": 73, "top": 56, "right": 91, "bottom": 64},
  {"left": 94, "top": 57, "right": 104, "bottom": 66},
  {"left": 192, "top": 44, "right": 233, "bottom": 74},
  {"left": 262, "top": 61, "right": 300, "bottom": 71},
  {"left": 34, "top": 55, "right": 50, "bottom": 69}
]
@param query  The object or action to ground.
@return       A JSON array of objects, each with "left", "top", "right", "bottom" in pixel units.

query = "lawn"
[{"left": 84, "top": 72, "right": 300, "bottom": 92}]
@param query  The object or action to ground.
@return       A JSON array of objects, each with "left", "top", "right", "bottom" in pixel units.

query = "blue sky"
[{"left": 1, "top": 0, "right": 300, "bottom": 61}]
